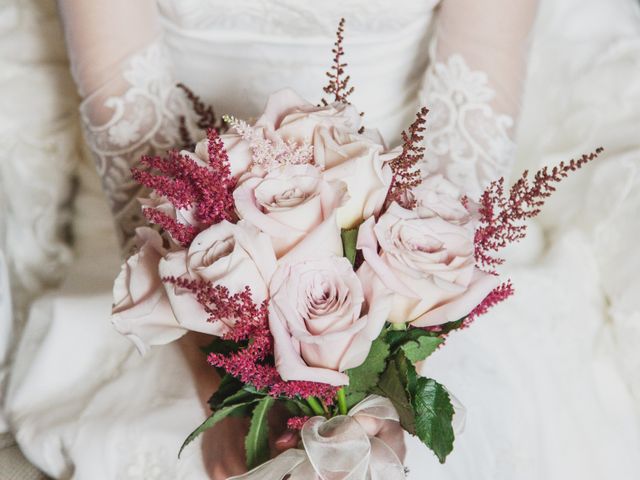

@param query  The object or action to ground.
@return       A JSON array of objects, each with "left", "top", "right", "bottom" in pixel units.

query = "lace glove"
[
  {"left": 58, "top": 0, "right": 198, "bottom": 254},
  {"left": 420, "top": 0, "right": 539, "bottom": 199}
]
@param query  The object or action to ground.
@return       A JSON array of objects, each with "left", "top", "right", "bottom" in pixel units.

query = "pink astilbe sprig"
[
  {"left": 287, "top": 416, "right": 310, "bottom": 431},
  {"left": 224, "top": 115, "right": 314, "bottom": 171},
  {"left": 176, "top": 83, "right": 219, "bottom": 148},
  {"left": 475, "top": 148, "right": 604, "bottom": 269},
  {"left": 143, "top": 209, "right": 199, "bottom": 246},
  {"left": 384, "top": 107, "right": 429, "bottom": 209},
  {"left": 163, "top": 276, "right": 338, "bottom": 404},
  {"left": 177, "top": 83, "right": 218, "bottom": 132},
  {"left": 321, "top": 18, "right": 354, "bottom": 106},
  {"left": 463, "top": 280, "right": 514, "bottom": 328},
  {"left": 132, "top": 129, "right": 236, "bottom": 246}
]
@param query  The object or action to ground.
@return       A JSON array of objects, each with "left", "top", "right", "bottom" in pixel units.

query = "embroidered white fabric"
[
  {"left": 420, "top": 51, "right": 516, "bottom": 199},
  {"left": 79, "top": 42, "right": 199, "bottom": 254}
]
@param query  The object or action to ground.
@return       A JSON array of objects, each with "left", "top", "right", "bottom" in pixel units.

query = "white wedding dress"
[{"left": 1, "top": 0, "right": 640, "bottom": 479}]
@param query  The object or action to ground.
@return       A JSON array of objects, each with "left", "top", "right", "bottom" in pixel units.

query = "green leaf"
[
  {"left": 282, "top": 398, "right": 314, "bottom": 417},
  {"left": 395, "top": 351, "right": 417, "bottom": 394},
  {"left": 344, "top": 391, "right": 367, "bottom": 410},
  {"left": 179, "top": 401, "right": 256, "bottom": 458},
  {"left": 341, "top": 228, "right": 359, "bottom": 266},
  {"left": 386, "top": 322, "right": 463, "bottom": 352},
  {"left": 374, "top": 357, "right": 416, "bottom": 434},
  {"left": 401, "top": 336, "right": 443, "bottom": 364},
  {"left": 208, "top": 374, "right": 244, "bottom": 409},
  {"left": 386, "top": 328, "right": 427, "bottom": 351},
  {"left": 437, "top": 319, "right": 465, "bottom": 335},
  {"left": 345, "top": 336, "right": 391, "bottom": 393},
  {"left": 245, "top": 396, "right": 275, "bottom": 470},
  {"left": 412, "top": 378, "right": 455, "bottom": 464},
  {"left": 200, "top": 338, "right": 242, "bottom": 355}
]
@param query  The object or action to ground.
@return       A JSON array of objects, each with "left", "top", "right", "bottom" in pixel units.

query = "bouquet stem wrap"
[{"left": 229, "top": 395, "right": 406, "bottom": 480}]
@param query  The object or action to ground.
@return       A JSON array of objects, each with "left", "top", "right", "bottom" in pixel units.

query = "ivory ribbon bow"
[
  {"left": 229, "top": 395, "right": 406, "bottom": 480},
  {"left": 229, "top": 394, "right": 466, "bottom": 480}
]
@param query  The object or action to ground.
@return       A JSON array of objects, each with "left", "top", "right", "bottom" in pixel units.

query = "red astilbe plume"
[
  {"left": 176, "top": 83, "right": 220, "bottom": 148},
  {"left": 177, "top": 83, "right": 218, "bottom": 131},
  {"left": 384, "top": 107, "right": 429, "bottom": 209},
  {"left": 463, "top": 280, "right": 514, "bottom": 328},
  {"left": 475, "top": 148, "right": 604, "bottom": 269},
  {"left": 163, "top": 277, "right": 339, "bottom": 405},
  {"left": 321, "top": 18, "right": 355, "bottom": 106},
  {"left": 287, "top": 416, "right": 310, "bottom": 431},
  {"left": 132, "top": 129, "right": 236, "bottom": 246}
]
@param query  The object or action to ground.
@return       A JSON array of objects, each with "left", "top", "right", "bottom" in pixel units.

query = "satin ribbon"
[
  {"left": 229, "top": 393, "right": 466, "bottom": 480},
  {"left": 229, "top": 395, "right": 406, "bottom": 480}
]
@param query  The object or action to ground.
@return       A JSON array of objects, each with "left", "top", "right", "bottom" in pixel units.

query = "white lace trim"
[
  {"left": 419, "top": 53, "right": 516, "bottom": 200},
  {"left": 80, "top": 42, "right": 198, "bottom": 254}
]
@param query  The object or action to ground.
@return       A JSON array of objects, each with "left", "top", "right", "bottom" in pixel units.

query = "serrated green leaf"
[
  {"left": 374, "top": 358, "right": 415, "bottom": 434},
  {"left": 412, "top": 378, "right": 455, "bottom": 463},
  {"left": 437, "top": 319, "right": 465, "bottom": 335},
  {"left": 208, "top": 374, "right": 244, "bottom": 409},
  {"left": 282, "top": 398, "right": 313, "bottom": 417},
  {"left": 344, "top": 391, "right": 367, "bottom": 410},
  {"left": 401, "top": 336, "right": 443, "bottom": 364},
  {"left": 345, "top": 336, "right": 391, "bottom": 393},
  {"left": 245, "top": 396, "right": 275, "bottom": 470},
  {"left": 341, "top": 228, "right": 359, "bottom": 266},
  {"left": 179, "top": 401, "right": 256, "bottom": 458},
  {"left": 395, "top": 351, "right": 417, "bottom": 395},
  {"left": 385, "top": 328, "right": 428, "bottom": 351},
  {"left": 200, "top": 338, "right": 242, "bottom": 355}
]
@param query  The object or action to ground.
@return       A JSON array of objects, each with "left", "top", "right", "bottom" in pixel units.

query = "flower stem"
[
  {"left": 336, "top": 388, "right": 348, "bottom": 415},
  {"left": 390, "top": 322, "right": 407, "bottom": 331},
  {"left": 306, "top": 396, "right": 325, "bottom": 416}
]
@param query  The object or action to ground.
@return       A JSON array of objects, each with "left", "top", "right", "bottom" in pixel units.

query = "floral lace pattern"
[
  {"left": 80, "top": 42, "right": 199, "bottom": 255},
  {"left": 419, "top": 54, "right": 516, "bottom": 200}
]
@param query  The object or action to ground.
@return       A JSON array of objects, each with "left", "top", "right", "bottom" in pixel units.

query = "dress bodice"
[{"left": 157, "top": 0, "right": 440, "bottom": 142}]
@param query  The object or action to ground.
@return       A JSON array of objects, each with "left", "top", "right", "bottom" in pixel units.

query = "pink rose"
[
  {"left": 255, "top": 89, "right": 362, "bottom": 143},
  {"left": 111, "top": 228, "right": 185, "bottom": 354},
  {"left": 357, "top": 176, "right": 498, "bottom": 327},
  {"left": 252, "top": 89, "right": 394, "bottom": 229},
  {"left": 139, "top": 192, "right": 200, "bottom": 240},
  {"left": 194, "top": 133, "right": 252, "bottom": 179},
  {"left": 268, "top": 216, "right": 391, "bottom": 386},
  {"left": 233, "top": 164, "right": 347, "bottom": 257},
  {"left": 159, "top": 220, "right": 276, "bottom": 336}
]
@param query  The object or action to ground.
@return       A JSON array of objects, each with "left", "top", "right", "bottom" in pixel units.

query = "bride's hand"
[{"left": 179, "top": 332, "right": 299, "bottom": 480}]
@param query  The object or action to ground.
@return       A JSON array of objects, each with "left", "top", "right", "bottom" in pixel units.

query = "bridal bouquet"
[{"left": 110, "top": 20, "right": 601, "bottom": 479}]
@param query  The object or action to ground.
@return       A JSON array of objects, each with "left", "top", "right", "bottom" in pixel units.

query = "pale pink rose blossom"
[
  {"left": 194, "top": 132, "right": 252, "bottom": 179},
  {"left": 139, "top": 192, "right": 199, "bottom": 235},
  {"left": 233, "top": 164, "right": 347, "bottom": 257},
  {"left": 268, "top": 216, "right": 391, "bottom": 386},
  {"left": 357, "top": 176, "right": 499, "bottom": 327},
  {"left": 111, "top": 227, "right": 184, "bottom": 354},
  {"left": 159, "top": 220, "right": 277, "bottom": 336},
  {"left": 246, "top": 89, "right": 394, "bottom": 229}
]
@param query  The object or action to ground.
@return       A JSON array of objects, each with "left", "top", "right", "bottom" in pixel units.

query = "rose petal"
[
  {"left": 410, "top": 268, "right": 501, "bottom": 327},
  {"left": 255, "top": 88, "right": 312, "bottom": 131},
  {"left": 357, "top": 217, "right": 421, "bottom": 299},
  {"left": 159, "top": 251, "right": 229, "bottom": 336},
  {"left": 268, "top": 300, "right": 350, "bottom": 386},
  {"left": 280, "top": 213, "right": 343, "bottom": 264}
]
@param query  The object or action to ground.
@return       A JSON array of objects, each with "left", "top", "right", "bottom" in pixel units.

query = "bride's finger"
[{"left": 274, "top": 430, "right": 299, "bottom": 451}]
